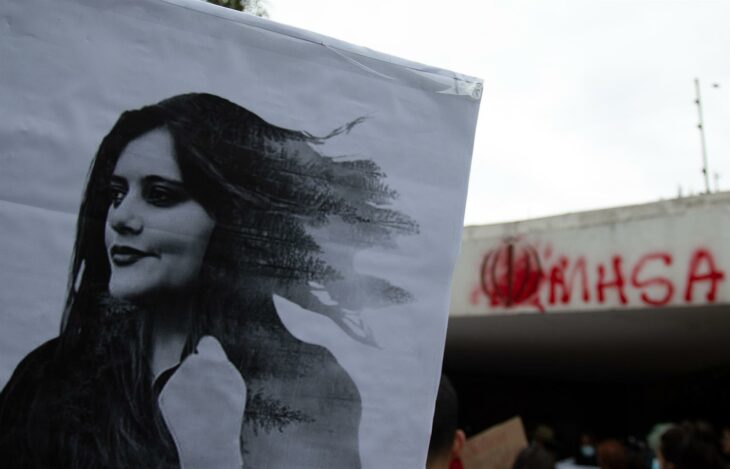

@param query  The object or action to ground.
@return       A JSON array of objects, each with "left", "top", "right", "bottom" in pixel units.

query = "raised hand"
[{"left": 158, "top": 336, "right": 246, "bottom": 469}]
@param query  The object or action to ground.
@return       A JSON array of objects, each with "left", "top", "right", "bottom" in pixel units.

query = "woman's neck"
[{"left": 147, "top": 295, "right": 194, "bottom": 379}]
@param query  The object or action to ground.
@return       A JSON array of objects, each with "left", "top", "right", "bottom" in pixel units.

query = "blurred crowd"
[
  {"left": 427, "top": 375, "right": 730, "bottom": 469},
  {"left": 525, "top": 420, "right": 730, "bottom": 469}
]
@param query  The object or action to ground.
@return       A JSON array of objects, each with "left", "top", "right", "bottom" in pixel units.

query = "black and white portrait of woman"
[
  {"left": 0, "top": 1, "right": 481, "bottom": 467},
  {"left": 0, "top": 93, "right": 419, "bottom": 468}
]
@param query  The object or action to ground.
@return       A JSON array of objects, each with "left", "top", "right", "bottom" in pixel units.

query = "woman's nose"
[{"left": 109, "top": 194, "right": 144, "bottom": 235}]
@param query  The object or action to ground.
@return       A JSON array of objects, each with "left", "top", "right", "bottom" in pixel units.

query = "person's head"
[
  {"left": 597, "top": 439, "right": 629, "bottom": 469},
  {"left": 512, "top": 444, "right": 555, "bottom": 469},
  {"left": 104, "top": 126, "right": 215, "bottom": 301},
  {"left": 427, "top": 375, "right": 466, "bottom": 469},
  {"left": 531, "top": 424, "right": 558, "bottom": 456},
  {"left": 576, "top": 432, "right": 598, "bottom": 464},
  {"left": 658, "top": 422, "right": 725, "bottom": 469},
  {"left": 60, "top": 92, "right": 418, "bottom": 347},
  {"left": 648, "top": 424, "right": 675, "bottom": 453}
]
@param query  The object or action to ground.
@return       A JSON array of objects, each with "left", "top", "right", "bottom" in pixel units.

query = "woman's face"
[{"left": 104, "top": 127, "right": 215, "bottom": 301}]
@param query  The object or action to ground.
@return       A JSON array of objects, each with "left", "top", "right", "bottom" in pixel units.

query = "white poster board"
[{"left": 0, "top": 0, "right": 481, "bottom": 467}]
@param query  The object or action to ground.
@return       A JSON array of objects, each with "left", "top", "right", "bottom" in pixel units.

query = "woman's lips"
[{"left": 110, "top": 245, "right": 156, "bottom": 266}]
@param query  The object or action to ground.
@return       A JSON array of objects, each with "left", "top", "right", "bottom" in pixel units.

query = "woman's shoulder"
[
  {"left": 0, "top": 338, "right": 62, "bottom": 463},
  {"left": 0, "top": 338, "right": 64, "bottom": 417},
  {"left": 1, "top": 338, "right": 61, "bottom": 397}
]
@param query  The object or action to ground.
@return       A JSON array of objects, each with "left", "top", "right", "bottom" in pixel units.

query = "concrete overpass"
[{"left": 445, "top": 192, "right": 730, "bottom": 380}]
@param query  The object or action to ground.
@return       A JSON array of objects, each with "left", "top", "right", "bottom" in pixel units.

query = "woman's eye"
[
  {"left": 145, "top": 184, "right": 187, "bottom": 207},
  {"left": 109, "top": 184, "right": 127, "bottom": 208}
]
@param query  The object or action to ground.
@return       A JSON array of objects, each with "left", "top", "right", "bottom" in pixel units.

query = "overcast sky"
[{"left": 268, "top": 0, "right": 730, "bottom": 226}]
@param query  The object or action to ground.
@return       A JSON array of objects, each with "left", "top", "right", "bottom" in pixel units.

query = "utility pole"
[{"left": 694, "top": 78, "right": 711, "bottom": 194}]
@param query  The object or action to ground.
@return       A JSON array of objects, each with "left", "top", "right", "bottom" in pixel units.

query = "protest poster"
[
  {"left": 461, "top": 416, "right": 529, "bottom": 469},
  {"left": 0, "top": 0, "right": 481, "bottom": 466}
]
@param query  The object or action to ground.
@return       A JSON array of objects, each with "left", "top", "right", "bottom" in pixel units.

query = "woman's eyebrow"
[
  {"left": 142, "top": 175, "right": 185, "bottom": 186},
  {"left": 109, "top": 175, "right": 127, "bottom": 185}
]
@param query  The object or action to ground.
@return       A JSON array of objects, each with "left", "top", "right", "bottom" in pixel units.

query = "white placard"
[{"left": 0, "top": 0, "right": 481, "bottom": 467}]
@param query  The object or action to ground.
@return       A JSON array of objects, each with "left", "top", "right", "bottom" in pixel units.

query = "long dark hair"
[
  {"left": 660, "top": 422, "right": 726, "bottom": 469},
  {"left": 53, "top": 93, "right": 417, "bottom": 467}
]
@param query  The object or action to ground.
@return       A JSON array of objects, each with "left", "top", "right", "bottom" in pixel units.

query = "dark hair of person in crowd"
[
  {"left": 427, "top": 374, "right": 466, "bottom": 469},
  {"left": 531, "top": 423, "right": 560, "bottom": 460},
  {"left": 659, "top": 421, "right": 727, "bottom": 469},
  {"left": 597, "top": 439, "right": 630, "bottom": 469},
  {"left": 513, "top": 444, "right": 556, "bottom": 469}
]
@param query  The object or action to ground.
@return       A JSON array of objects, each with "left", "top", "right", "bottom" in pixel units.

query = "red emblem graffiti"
[
  {"left": 471, "top": 241, "right": 726, "bottom": 312},
  {"left": 480, "top": 237, "right": 544, "bottom": 311}
]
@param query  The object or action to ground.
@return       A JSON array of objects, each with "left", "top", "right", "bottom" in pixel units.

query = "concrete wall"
[{"left": 450, "top": 192, "right": 730, "bottom": 317}]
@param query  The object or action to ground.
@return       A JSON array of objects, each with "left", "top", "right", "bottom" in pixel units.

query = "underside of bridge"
[{"left": 443, "top": 305, "right": 730, "bottom": 454}]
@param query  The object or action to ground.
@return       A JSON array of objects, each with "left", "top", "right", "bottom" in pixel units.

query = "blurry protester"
[
  {"left": 532, "top": 424, "right": 560, "bottom": 461},
  {"left": 648, "top": 423, "right": 675, "bottom": 469},
  {"left": 427, "top": 375, "right": 466, "bottom": 469},
  {"left": 597, "top": 439, "right": 630, "bottom": 469},
  {"left": 575, "top": 433, "right": 598, "bottom": 466},
  {"left": 647, "top": 425, "right": 672, "bottom": 453},
  {"left": 514, "top": 444, "right": 556, "bottom": 469},
  {"left": 625, "top": 435, "right": 653, "bottom": 469},
  {"left": 658, "top": 421, "right": 726, "bottom": 469}
]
